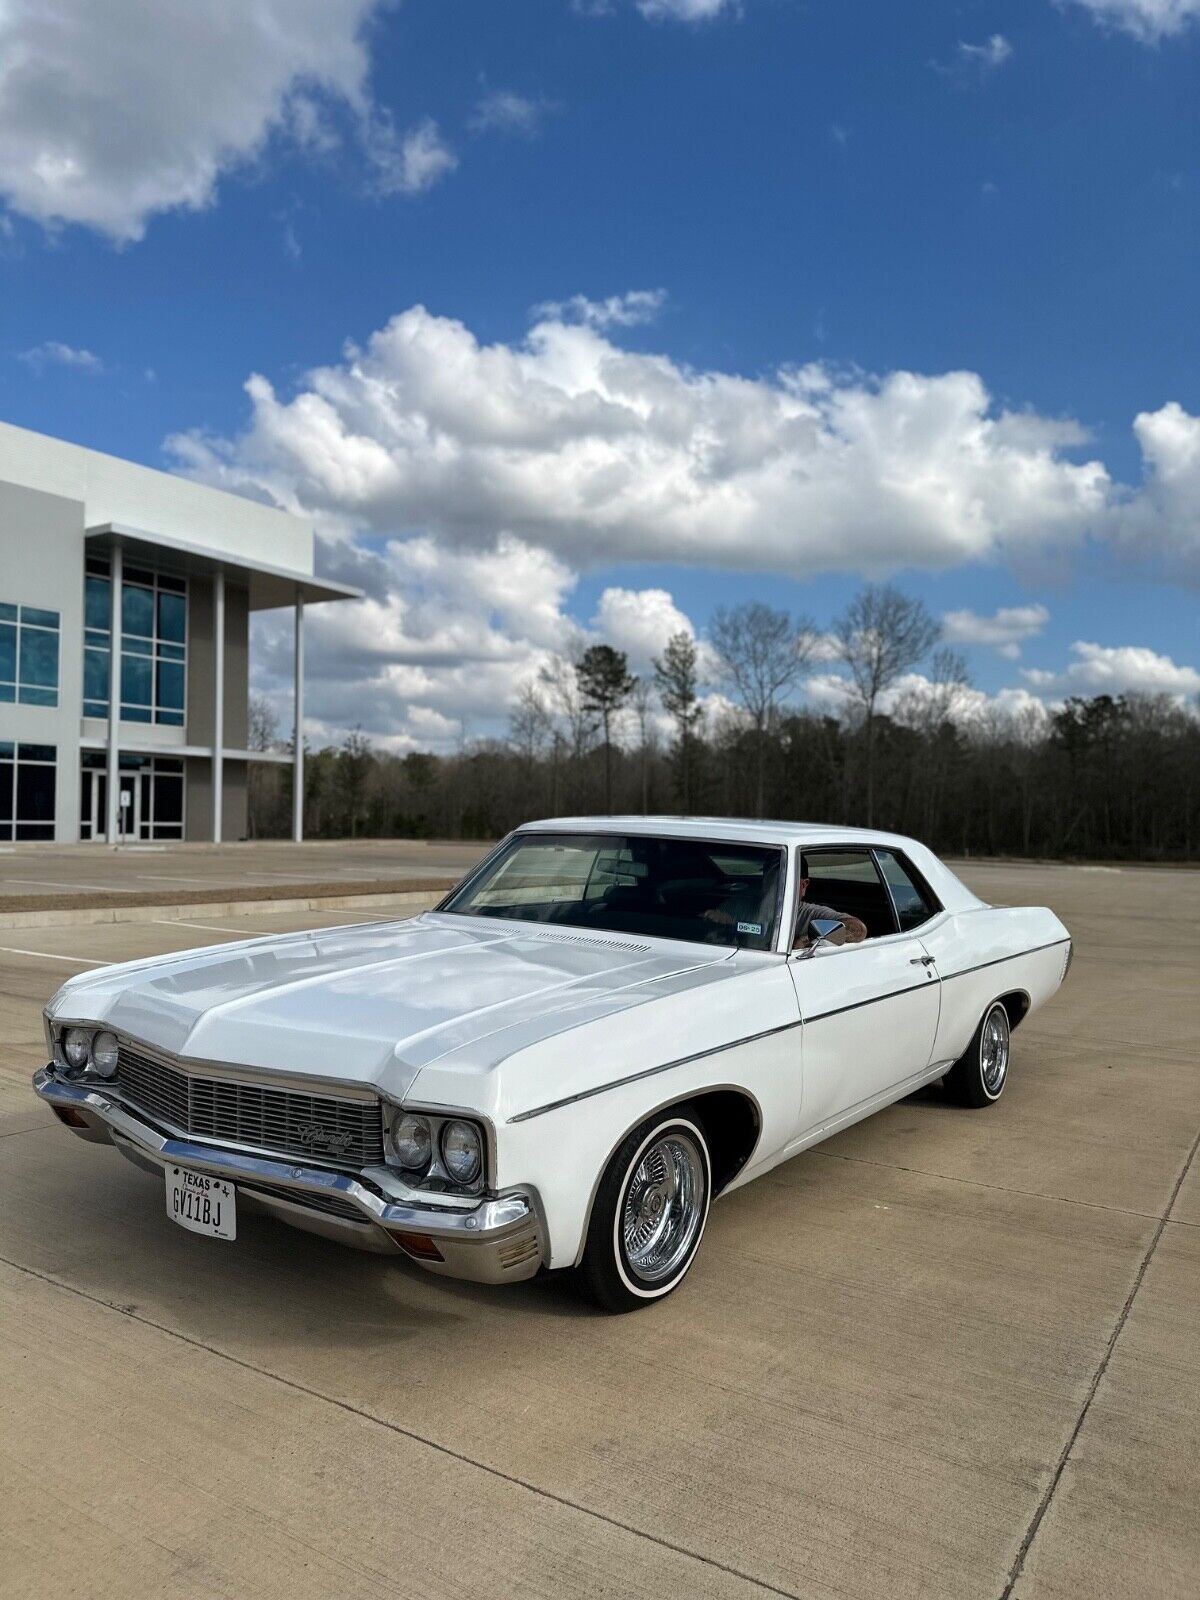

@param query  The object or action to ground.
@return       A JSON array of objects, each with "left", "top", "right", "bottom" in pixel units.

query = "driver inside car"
[{"left": 792, "top": 855, "right": 869, "bottom": 947}]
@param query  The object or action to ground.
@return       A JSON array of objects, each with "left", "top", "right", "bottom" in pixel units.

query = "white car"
[{"left": 34, "top": 818, "right": 1071, "bottom": 1312}]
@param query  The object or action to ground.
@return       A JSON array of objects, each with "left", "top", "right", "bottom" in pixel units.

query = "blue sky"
[{"left": 2, "top": 0, "right": 1199, "bottom": 746}]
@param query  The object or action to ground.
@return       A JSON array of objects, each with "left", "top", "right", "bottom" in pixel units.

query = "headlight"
[
  {"left": 91, "top": 1030, "right": 119, "bottom": 1077},
  {"left": 392, "top": 1114, "right": 433, "bottom": 1173},
  {"left": 440, "top": 1119, "right": 482, "bottom": 1185},
  {"left": 62, "top": 1027, "right": 92, "bottom": 1073}
]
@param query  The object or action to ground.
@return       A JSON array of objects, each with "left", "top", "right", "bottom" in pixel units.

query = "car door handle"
[{"left": 910, "top": 955, "right": 935, "bottom": 966}]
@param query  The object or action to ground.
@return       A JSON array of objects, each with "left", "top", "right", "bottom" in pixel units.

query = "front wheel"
[
  {"left": 944, "top": 1000, "right": 1011, "bottom": 1107},
  {"left": 577, "top": 1108, "right": 711, "bottom": 1313}
]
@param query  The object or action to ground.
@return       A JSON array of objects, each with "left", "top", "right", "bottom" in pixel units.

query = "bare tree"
[
  {"left": 892, "top": 648, "right": 972, "bottom": 736},
  {"left": 653, "top": 631, "right": 704, "bottom": 813},
  {"left": 538, "top": 655, "right": 595, "bottom": 760},
  {"left": 629, "top": 678, "right": 656, "bottom": 814},
  {"left": 576, "top": 644, "right": 636, "bottom": 813},
  {"left": 248, "top": 692, "right": 280, "bottom": 752},
  {"left": 508, "top": 681, "right": 552, "bottom": 772},
  {"left": 338, "top": 726, "right": 374, "bottom": 839},
  {"left": 833, "top": 584, "right": 940, "bottom": 825},
  {"left": 708, "top": 602, "right": 814, "bottom": 818}
]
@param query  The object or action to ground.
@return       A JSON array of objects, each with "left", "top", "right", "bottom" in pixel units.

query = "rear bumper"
[{"left": 32, "top": 1067, "right": 543, "bottom": 1284}]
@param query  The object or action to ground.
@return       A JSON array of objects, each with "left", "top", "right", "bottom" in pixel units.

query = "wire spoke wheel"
[
  {"left": 620, "top": 1130, "right": 706, "bottom": 1285},
  {"left": 980, "top": 1005, "right": 1010, "bottom": 1095}
]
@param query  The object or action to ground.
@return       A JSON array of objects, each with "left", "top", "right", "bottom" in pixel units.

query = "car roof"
[
  {"left": 518, "top": 815, "right": 920, "bottom": 850},
  {"left": 512, "top": 816, "right": 985, "bottom": 913}
]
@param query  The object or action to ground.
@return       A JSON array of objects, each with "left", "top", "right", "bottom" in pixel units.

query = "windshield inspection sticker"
[{"left": 737, "top": 921, "right": 763, "bottom": 936}]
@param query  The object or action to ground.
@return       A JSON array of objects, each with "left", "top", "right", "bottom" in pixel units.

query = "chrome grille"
[{"left": 115, "top": 1042, "right": 385, "bottom": 1170}]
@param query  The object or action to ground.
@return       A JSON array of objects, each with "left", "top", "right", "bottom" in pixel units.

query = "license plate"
[{"left": 165, "top": 1166, "right": 236, "bottom": 1240}]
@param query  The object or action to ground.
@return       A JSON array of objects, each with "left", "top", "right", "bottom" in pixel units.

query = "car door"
[{"left": 786, "top": 848, "right": 941, "bottom": 1141}]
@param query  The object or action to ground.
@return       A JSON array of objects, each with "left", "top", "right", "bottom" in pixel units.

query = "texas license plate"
[{"left": 165, "top": 1166, "right": 236, "bottom": 1240}]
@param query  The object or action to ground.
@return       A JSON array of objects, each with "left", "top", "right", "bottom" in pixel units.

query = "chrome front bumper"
[{"left": 32, "top": 1067, "right": 543, "bottom": 1284}]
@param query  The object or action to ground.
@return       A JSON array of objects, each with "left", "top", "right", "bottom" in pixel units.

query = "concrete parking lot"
[
  {"left": 0, "top": 837, "right": 484, "bottom": 906},
  {"left": 1, "top": 860, "right": 1197, "bottom": 1599}
]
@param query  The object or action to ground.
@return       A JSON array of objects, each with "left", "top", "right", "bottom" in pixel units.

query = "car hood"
[{"left": 49, "top": 912, "right": 735, "bottom": 1101}]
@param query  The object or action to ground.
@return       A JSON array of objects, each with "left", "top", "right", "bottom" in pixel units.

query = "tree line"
[{"left": 248, "top": 583, "right": 1200, "bottom": 861}]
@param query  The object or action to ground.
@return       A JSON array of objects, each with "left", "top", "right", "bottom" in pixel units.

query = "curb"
[{"left": 0, "top": 888, "right": 447, "bottom": 931}]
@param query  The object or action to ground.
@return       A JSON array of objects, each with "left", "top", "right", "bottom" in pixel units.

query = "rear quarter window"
[{"left": 874, "top": 849, "right": 939, "bottom": 932}]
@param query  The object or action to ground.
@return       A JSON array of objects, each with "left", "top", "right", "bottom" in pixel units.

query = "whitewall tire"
[{"left": 578, "top": 1108, "right": 712, "bottom": 1313}]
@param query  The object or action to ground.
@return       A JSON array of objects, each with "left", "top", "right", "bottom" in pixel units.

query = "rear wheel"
[
  {"left": 578, "top": 1108, "right": 711, "bottom": 1313},
  {"left": 944, "top": 1001, "right": 1011, "bottom": 1108}
]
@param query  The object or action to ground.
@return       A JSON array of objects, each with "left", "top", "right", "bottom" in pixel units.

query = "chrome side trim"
[
  {"left": 803, "top": 978, "right": 935, "bottom": 1025},
  {"left": 508, "top": 1020, "right": 801, "bottom": 1124},
  {"left": 508, "top": 937, "right": 1068, "bottom": 1124},
  {"left": 935, "top": 937, "right": 1071, "bottom": 984}
]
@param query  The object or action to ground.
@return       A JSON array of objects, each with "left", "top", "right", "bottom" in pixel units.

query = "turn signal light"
[
  {"left": 52, "top": 1106, "right": 89, "bottom": 1129},
  {"left": 391, "top": 1231, "right": 445, "bottom": 1262}
]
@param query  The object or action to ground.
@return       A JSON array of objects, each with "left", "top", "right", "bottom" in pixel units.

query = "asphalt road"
[{"left": 1, "top": 861, "right": 1197, "bottom": 1599}]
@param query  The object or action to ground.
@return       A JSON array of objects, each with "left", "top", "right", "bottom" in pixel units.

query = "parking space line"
[
  {"left": 0, "top": 946, "right": 107, "bottom": 966},
  {"left": 5, "top": 878, "right": 137, "bottom": 894},
  {"left": 999, "top": 1123, "right": 1200, "bottom": 1599},
  {"left": 135, "top": 873, "right": 273, "bottom": 885},
  {"left": 305, "top": 915, "right": 390, "bottom": 928},
  {"left": 150, "top": 919, "right": 254, "bottom": 936}
]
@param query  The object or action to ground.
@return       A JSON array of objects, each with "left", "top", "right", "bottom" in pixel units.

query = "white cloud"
[
  {"left": 18, "top": 339, "right": 103, "bottom": 374},
  {"left": 170, "top": 301, "right": 1117, "bottom": 582},
  {"left": 958, "top": 34, "right": 1014, "bottom": 69},
  {"left": 368, "top": 117, "right": 458, "bottom": 197},
  {"left": 249, "top": 535, "right": 709, "bottom": 750},
  {"left": 808, "top": 642, "right": 1200, "bottom": 732},
  {"left": 942, "top": 603, "right": 1050, "bottom": 658},
  {"left": 591, "top": 587, "right": 695, "bottom": 668},
  {"left": 1022, "top": 642, "right": 1200, "bottom": 702},
  {"left": 470, "top": 91, "right": 554, "bottom": 137},
  {"left": 1065, "top": 1, "right": 1200, "bottom": 42},
  {"left": 804, "top": 668, "right": 1050, "bottom": 730},
  {"left": 636, "top": 0, "right": 735, "bottom": 19},
  {"left": 531, "top": 289, "right": 667, "bottom": 329},
  {"left": 0, "top": 0, "right": 384, "bottom": 241},
  {"left": 1116, "top": 402, "right": 1200, "bottom": 580},
  {"left": 933, "top": 33, "right": 1013, "bottom": 81},
  {"left": 251, "top": 533, "right": 582, "bottom": 752},
  {"left": 168, "top": 302, "right": 1200, "bottom": 746}
]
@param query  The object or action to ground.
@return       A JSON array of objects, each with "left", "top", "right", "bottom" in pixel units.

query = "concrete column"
[
  {"left": 212, "top": 567, "right": 225, "bottom": 843},
  {"left": 292, "top": 593, "right": 305, "bottom": 842},
  {"left": 105, "top": 544, "right": 122, "bottom": 843}
]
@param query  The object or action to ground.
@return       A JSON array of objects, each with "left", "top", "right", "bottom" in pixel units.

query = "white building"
[{"left": 0, "top": 419, "right": 358, "bottom": 843}]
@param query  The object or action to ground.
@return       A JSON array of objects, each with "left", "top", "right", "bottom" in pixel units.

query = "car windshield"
[{"left": 442, "top": 832, "right": 784, "bottom": 952}]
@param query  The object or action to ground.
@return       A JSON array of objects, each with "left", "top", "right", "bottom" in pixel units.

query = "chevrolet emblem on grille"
[{"left": 294, "top": 1123, "right": 356, "bottom": 1153}]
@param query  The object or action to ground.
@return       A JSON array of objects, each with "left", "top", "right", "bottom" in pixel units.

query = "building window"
[
  {"left": 82, "top": 558, "right": 187, "bottom": 725},
  {"left": 0, "top": 742, "right": 57, "bottom": 840},
  {"left": 79, "top": 750, "right": 184, "bottom": 842},
  {"left": 0, "top": 603, "right": 60, "bottom": 707}
]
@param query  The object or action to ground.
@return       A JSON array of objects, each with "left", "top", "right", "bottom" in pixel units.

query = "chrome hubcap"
[
  {"left": 981, "top": 1007, "right": 1010, "bottom": 1095},
  {"left": 621, "top": 1131, "right": 706, "bottom": 1285}
]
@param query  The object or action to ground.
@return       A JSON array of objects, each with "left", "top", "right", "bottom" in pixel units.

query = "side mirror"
[{"left": 796, "top": 915, "right": 845, "bottom": 957}]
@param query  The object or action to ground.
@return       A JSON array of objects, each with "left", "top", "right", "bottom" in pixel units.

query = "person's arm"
[{"left": 793, "top": 902, "right": 868, "bottom": 947}]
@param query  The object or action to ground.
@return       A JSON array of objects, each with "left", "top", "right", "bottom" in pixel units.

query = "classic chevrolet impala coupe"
[{"left": 34, "top": 819, "right": 1071, "bottom": 1311}]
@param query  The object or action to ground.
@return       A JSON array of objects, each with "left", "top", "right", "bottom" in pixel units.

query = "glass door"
[
  {"left": 116, "top": 772, "right": 142, "bottom": 841},
  {"left": 79, "top": 764, "right": 107, "bottom": 842}
]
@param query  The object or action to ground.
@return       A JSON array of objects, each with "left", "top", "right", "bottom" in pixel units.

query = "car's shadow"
[
  {"left": 14, "top": 1081, "right": 964, "bottom": 1345},
  {"left": 26, "top": 1153, "right": 595, "bottom": 1339}
]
